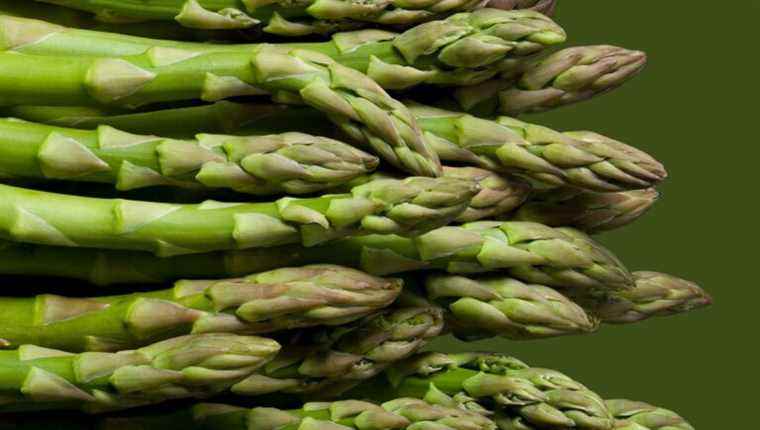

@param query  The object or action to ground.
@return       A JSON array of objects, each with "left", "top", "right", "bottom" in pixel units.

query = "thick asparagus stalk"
[
  {"left": 0, "top": 118, "right": 381, "bottom": 195},
  {"left": 0, "top": 11, "right": 565, "bottom": 89},
  {"left": 452, "top": 45, "right": 648, "bottom": 116},
  {"left": 0, "top": 333, "right": 280, "bottom": 413},
  {"left": 607, "top": 399, "right": 694, "bottom": 430},
  {"left": 345, "top": 352, "right": 616, "bottom": 430},
  {"left": 0, "top": 101, "right": 666, "bottom": 193},
  {"left": 514, "top": 188, "right": 659, "bottom": 233},
  {"left": 33, "top": 0, "right": 489, "bottom": 36},
  {"left": 0, "top": 220, "right": 634, "bottom": 289},
  {"left": 579, "top": 271, "right": 712, "bottom": 324},
  {"left": 420, "top": 274, "right": 598, "bottom": 340},
  {"left": 0, "top": 176, "right": 477, "bottom": 256},
  {"left": 232, "top": 307, "right": 444, "bottom": 396},
  {"left": 0, "top": 265, "right": 401, "bottom": 352}
]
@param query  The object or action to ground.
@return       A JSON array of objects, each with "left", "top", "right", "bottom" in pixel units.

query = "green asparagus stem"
[
  {"left": 452, "top": 45, "right": 648, "bottom": 116},
  {"left": 0, "top": 333, "right": 280, "bottom": 413},
  {"left": 0, "top": 265, "right": 401, "bottom": 352},
  {"left": 514, "top": 188, "right": 659, "bottom": 233},
  {"left": 487, "top": 0, "right": 556, "bottom": 15},
  {"left": 231, "top": 307, "right": 444, "bottom": 396},
  {"left": 0, "top": 176, "right": 477, "bottom": 256},
  {"left": 345, "top": 352, "right": 616, "bottom": 430},
  {"left": 0, "top": 101, "right": 666, "bottom": 193},
  {"left": 33, "top": 0, "right": 489, "bottom": 36},
  {"left": 421, "top": 273, "right": 599, "bottom": 340},
  {"left": 0, "top": 220, "right": 634, "bottom": 289},
  {"left": 607, "top": 399, "right": 694, "bottom": 430},
  {"left": 0, "top": 117, "right": 381, "bottom": 195},
  {"left": 577, "top": 271, "right": 712, "bottom": 324},
  {"left": 0, "top": 10, "right": 566, "bottom": 89}
]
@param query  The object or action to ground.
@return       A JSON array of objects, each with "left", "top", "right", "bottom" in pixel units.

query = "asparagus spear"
[
  {"left": 0, "top": 101, "right": 666, "bottom": 193},
  {"left": 420, "top": 274, "right": 598, "bottom": 340},
  {"left": 514, "top": 188, "right": 659, "bottom": 233},
  {"left": 33, "top": 0, "right": 489, "bottom": 36},
  {"left": 0, "top": 333, "right": 280, "bottom": 413},
  {"left": 0, "top": 10, "right": 566, "bottom": 89},
  {"left": 0, "top": 118, "right": 383, "bottom": 195},
  {"left": 0, "top": 265, "right": 401, "bottom": 352},
  {"left": 0, "top": 220, "right": 634, "bottom": 289},
  {"left": 345, "top": 352, "right": 616, "bottom": 430},
  {"left": 607, "top": 399, "right": 694, "bottom": 430},
  {"left": 444, "top": 167, "right": 532, "bottom": 223},
  {"left": 232, "top": 307, "right": 444, "bottom": 396},
  {"left": 579, "top": 271, "right": 712, "bottom": 324},
  {"left": 452, "top": 45, "right": 648, "bottom": 116},
  {"left": 488, "top": 0, "right": 556, "bottom": 15},
  {"left": 0, "top": 176, "right": 477, "bottom": 256}
]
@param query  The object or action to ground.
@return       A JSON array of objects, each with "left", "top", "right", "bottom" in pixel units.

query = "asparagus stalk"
[
  {"left": 0, "top": 265, "right": 401, "bottom": 352},
  {"left": 607, "top": 399, "right": 694, "bottom": 430},
  {"left": 0, "top": 101, "right": 666, "bottom": 193},
  {"left": 0, "top": 11, "right": 566, "bottom": 89},
  {"left": 0, "top": 333, "right": 280, "bottom": 413},
  {"left": 345, "top": 352, "right": 616, "bottom": 430},
  {"left": 0, "top": 220, "right": 634, "bottom": 289},
  {"left": 579, "top": 271, "right": 712, "bottom": 324},
  {"left": 420, "top": 273, "right": 598, "bottom": 340},
  {"left": 232, "top": 307, "right": 444, "bottom": 396},
  {"left": 0, "top": 176, "right": 477, "bottom": 256},
  {"left": 452, "top": 45, "right": 648, "bottom": 116},
  {"left": 33, "top": 0, "right": 490, "bottom": 36},
  {"left": 514, "top": 188, "right": 659, "bottom": 233},
  {"left": 0, "top": 118, "right": 382, "bottom": 195}
]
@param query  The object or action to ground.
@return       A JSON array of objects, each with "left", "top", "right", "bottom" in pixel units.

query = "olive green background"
[{"left": 431, "top": 1, "right": 759, "bottom": 426}]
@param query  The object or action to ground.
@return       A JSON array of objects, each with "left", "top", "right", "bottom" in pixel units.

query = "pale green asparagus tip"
[
  {"left": 607, "top": 399, "right": 695, "bottom": 430},
  {"left": 443, "top": 166, "right": 532, "bottom": 223},
  {"left": 486, "top": 0, "right": 558, "bottom": 15}
]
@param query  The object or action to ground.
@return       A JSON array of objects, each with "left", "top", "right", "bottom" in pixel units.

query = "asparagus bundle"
[
  {"left": 0, "top": 118, "right": 381, "bottom": 195},
  {"left": 451, "top": 45, "right": 648, "bottom": 116},
  {"left": 345, "top": 352, "right": 616, "bottom": 430},
  {"left": 607, "top": 399, "right": 694, "bottom": 430},
  {"left": 0, "top": 220, "right": 634, "bottom": 289},
  {"left": 514, "top": 188, "right": 659, "bottom": 233},
  {"left": 0, "top": 265, "right": 401, "bottom": 352},
  {"left": 0, "top": 333, "right": 281, "bottom": 413},
  {"left": 0, "top": 176, "right": 477, "bottom": 256},
  {"left": 231, "top": 307, "right": 444, "bottom": 396},
  {"left": 33, "top": 0, "right": 490, "bottom": 36},
  {"left": 0, "top": 101, "right": 667, "bottom": 193}
]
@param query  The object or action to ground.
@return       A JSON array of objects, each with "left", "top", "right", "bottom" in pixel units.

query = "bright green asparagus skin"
[
  {"left": 421, "top": 274, "right": 599, "bottom": 340},
  {"left": 514, "top": 188, "right": 659, "bottom": 233},
  {"left": 0, "top": 101, "right": 667, "bottom": 193},
  {"left": 0, "top": 220, "right": 634, "bottom": 289},
  {"left": 0, "top": 265, "right": 401, "bottom": 352},
  {"left": 33, "top": 0, "right": 488, "bottom": 36},
  {"left": 0, "top": 10, "right": 566, "bottom": 89},
  {"left": 607, "top": 399, "right": 694, "bottom": 430},
  {"left": 0, "top": 176, "right": 478, "bottom": 256},
  {"left": 0, "top": 118, "right": 381, "bottom": 195},
  {"left": 453, "top": 45, "right": 648, "bottom": 116},
  {"left": 0, "top": 333, "right": 280, "bottom": 413},
  {"left": 345, "top": 352, "right": 616, "bottom": 430},
  {"left": 579, "top": 271, "right": 712, "bottom": 324},
  {"left": 231, "top": 307, "right": 444, "bottom": 396}
]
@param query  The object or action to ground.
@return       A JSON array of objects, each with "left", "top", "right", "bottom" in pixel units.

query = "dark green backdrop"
[{"left": 431, "top": 1, "right": 759, "bottom": 426}]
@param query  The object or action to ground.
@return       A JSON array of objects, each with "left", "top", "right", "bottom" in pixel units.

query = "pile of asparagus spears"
[{"left": 0, "top": 1, "right": 708, "bottom": 428}]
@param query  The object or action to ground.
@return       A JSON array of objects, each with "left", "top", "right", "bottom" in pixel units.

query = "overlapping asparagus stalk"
[
  {"left": 0, "top": 220, "right": 634, "bottom": 289},
  {"left": 514, "top": 188, "right": 659, "bottom": 233},
  {"left": 231, "top": 307, "right": 444, "bottom": 396},
  {"left": 0, "top": 101, "right": 667, "bottom": 193},
  {"left": 33, "top": 0, "right": 490, "bottom": 36},
  {"left": 444, "top": 167, "right": 531, "bottom": 222},
  {"left": 0, "top": 176, "right": 477, "bottom": 256},
  {"left": 607, "top": 399, "right": 694, "bottom": 430},
  {"left": 345, "top": 352, "right": 616, "bottom": 430},
  {"left": 0, "top": 265, "right": 401, "bottom": 352},
  {"left": 451, "top": 45, "right": 648, "bottom": 116},
  {"left": 0, "top": 333, "right": 281, "bottom": 413}
]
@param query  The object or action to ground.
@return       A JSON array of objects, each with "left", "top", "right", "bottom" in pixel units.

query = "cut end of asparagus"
[{"left": 443, "top": 166, "right": 532, "bottom": 223}]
